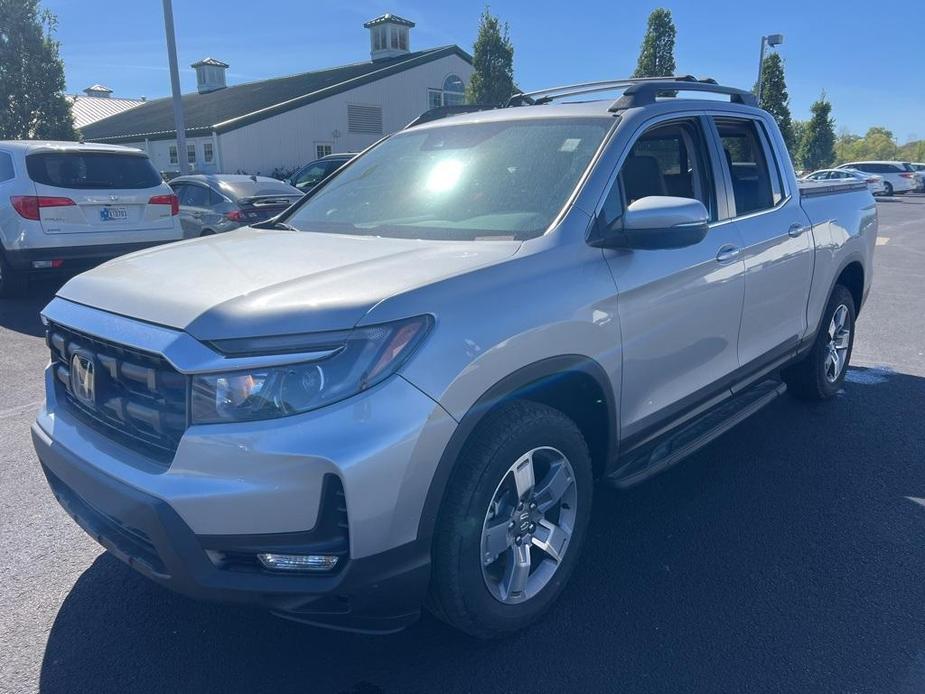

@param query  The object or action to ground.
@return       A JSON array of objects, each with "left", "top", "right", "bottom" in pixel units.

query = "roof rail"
[
  {"left": 404, "top": 103, "right": 497, "bottom": 129},
  {"left": 508, "top": 75, "right": 698, "bottom": 107},
  {"left": 506, "top": 75, "right": 757, "bottom": 110},
  {"left": 609, "top": 79, "right": 757, "bottom": 111}
]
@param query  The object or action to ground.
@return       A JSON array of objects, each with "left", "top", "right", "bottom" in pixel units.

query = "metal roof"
[
  {"left": 81, "top": 45, "right": 470, "bottom": 143},
  {"left": 363, "top": 13, "right": 415, "bottom": 28},
  {"left": 67, "top": 95, "right": 145, "bottom": 129},
  {"left": 191, "top": 57, "right": 229, "bottom": 68}
]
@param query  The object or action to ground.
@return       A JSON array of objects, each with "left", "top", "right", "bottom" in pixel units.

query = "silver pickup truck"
[{"left": 32, "top": 77, "right": 876, "bottom": 638}]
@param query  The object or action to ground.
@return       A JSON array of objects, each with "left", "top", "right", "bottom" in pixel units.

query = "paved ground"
[{"left": 1, "top": 196, "right": 924, "bottom": 694}]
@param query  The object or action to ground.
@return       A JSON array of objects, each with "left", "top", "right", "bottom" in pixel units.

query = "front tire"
[
  {"left": 427, "top": 401, "right": 593, "bottom": 638},
  {"left": 883, "top": 181, "right": 893, "bottom": 196},
  {"left": 783, "top": 284, "right": 856, "bottom": 400}
]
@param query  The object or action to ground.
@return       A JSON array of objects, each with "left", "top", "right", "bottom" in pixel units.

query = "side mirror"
[
  {"left": 283, "top": 178, "right": 291, "bottom": 185},
  {"left": 591, "top": 196, "right": 709, "bottom": 250}
]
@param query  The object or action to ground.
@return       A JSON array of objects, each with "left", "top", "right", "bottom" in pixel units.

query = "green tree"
[
  {"left": 465, "top": 7, "right": 515, "bottom": 106},
  {"left": 797, "top": 93, "right": 835, "bottom": 170},
  {"left": 632, "top": 8, "right": 676, "bottom": 77},
  {"left": 898, "top": 139, "right": 925, "bottom": 162},
  {"left": 0, "top": 0, "right": 76, "bottom": 140},
  {"left": 754, "top": 52, "right": 795, "bottom": 154},
  {"left": 860, "top": 126, "right": 899, "bottom": 160}
]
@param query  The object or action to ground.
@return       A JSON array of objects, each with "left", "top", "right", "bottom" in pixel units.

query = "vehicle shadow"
[
  {"left": 0, "top": 279, "right": 64, "bottom": 337},
  {"left": 39, "top": 367, "right": 925, "bottom": 694}
]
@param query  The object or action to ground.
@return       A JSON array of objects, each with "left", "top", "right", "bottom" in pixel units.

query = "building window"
[
  {"left": 373, "top": 26, "right": 387, "bottom": 51},
  {"left": 315, "top": 143, "right": 333, "bottom": 159},
  {"left": 169, "top": 145, "right": 178, "bottom": 165},
  {"left": 347, "top": 104, "right": 383, "bottom": 134},
  {"left": 203, "top": 142, "right": 214, "bottom": 163},
  {"left": 428, "top": 75, "right": 467, "bottom": 109},
  {"left": 187, "top": 143, "right": 196, "bottom": 164}
]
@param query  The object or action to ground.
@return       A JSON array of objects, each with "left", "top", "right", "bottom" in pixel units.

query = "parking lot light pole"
[
  {"left": 162, "top": 0, "right": 189, "bottom": 174},
  {"left": 755, "top": 33, "right": 784, "bottom": 106}
]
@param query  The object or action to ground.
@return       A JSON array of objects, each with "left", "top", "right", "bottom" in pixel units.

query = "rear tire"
[
  {"left": 783, "top": 284, "right": 856, "bottom": 401},
  {"left": 883, "top": 182, "right": 893, "bottom": 196},
  {"left": 427, "top": 401, "right": 593, "bottom": 638},
  {"left": 0, "top": 252, "right": 27, "bottom": 298}
]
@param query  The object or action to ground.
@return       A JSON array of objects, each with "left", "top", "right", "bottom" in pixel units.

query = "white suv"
[
  {"left": 837, "top": 160, "right": 919, "bottom": 196},
  {"left": 0, "top": 141, "right": 183, "bottom": 297}
]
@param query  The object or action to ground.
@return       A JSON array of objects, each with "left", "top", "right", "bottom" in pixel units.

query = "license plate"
[{"left": 100, "top": 207, "right": 128, "bottom": 221}]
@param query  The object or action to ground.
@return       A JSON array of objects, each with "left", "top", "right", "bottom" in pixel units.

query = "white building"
[{"left": 81, "top": 14, "right": 473, "bottom": 175}]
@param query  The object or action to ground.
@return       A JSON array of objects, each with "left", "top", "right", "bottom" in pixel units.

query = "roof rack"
[
  {"left": 609, "top": 79, "right": 756, "bottom": 110},
  {"left": 506, "top": 75, "right": 757, "bottom": 110},
  {"left": 404, "top": 103, "right": 498, "bottom": 128},
  {"left": 404, "top": 76, "right": 757, "bottom": 130},
  {"left": 507, "top": 75, "right": 696, "bottom": 107}
]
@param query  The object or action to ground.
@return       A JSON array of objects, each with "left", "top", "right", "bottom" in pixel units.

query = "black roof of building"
[{"left": 82, "top": 45, "right": 471, "bottom": 143}]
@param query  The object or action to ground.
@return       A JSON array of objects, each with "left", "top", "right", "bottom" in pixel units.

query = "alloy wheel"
[
  {"left": 480, "top": 446, "right": 577, "bottom": 605},
  {"left": 824, "top": 303, "right": 851, "bottom": 383}
]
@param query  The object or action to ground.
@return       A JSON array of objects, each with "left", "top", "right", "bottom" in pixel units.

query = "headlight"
[{"left": 191, "top": 315, "right": 432, "bottom": 424}]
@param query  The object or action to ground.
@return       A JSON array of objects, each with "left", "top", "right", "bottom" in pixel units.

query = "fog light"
[{"left": 257, "top": 553, "right": 339, "bottom": 572}]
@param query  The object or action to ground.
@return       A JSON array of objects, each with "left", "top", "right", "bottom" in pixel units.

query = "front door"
[{"left": 599, "top": 116, "right": 747, "bottom": 441}]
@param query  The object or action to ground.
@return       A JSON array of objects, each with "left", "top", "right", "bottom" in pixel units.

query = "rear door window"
[
  {"left": 181, "top": 184, "right": 211, "bottom": 207},
  {"left": 713, "top": 117, "right": 782, "bottom": 216},
  {"left": 26, "top": 152, "right": 162, "bottom": 189}
]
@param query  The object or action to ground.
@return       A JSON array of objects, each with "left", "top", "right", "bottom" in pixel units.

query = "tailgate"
[{"left": 26, "top": 150, "right": 177, "bottom": 234}]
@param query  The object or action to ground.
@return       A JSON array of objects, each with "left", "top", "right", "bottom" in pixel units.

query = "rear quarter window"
[
  {"left": 0, "top": 152, "right": 14, "bottom": 181},
  {"left": 26, "top": 152, "right": 162, "bottom": 190}
]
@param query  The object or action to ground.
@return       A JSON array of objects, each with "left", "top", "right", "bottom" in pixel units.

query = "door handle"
[
  {"left": 715, "top": 245, "right": 740, "bottom": 263},
  {"left": 788, "top": 223, "right": 808, "bottom": 237}
]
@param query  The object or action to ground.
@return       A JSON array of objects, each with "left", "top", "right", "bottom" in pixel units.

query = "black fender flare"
[{"left": 416, "top": 354, "right": 617, "bottom": 542}]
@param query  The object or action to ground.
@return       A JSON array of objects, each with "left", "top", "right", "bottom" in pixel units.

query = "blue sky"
[{"left": 45, "top": 0, "right": 924, "bottom": 142}]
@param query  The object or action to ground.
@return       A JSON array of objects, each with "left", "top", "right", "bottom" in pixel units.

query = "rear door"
[
  {"left": 708, "top": 115, "right": 814, "bottom": 367},
  {"left": 173, "top": 182, "right": 212, "bottom": 237},
  {"left": 25, "top": 150, "right": 177, "bottom": 236}
]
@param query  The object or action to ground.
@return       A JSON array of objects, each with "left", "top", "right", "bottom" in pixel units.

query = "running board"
[{"left": 607, "top": 379, "right": 787, "bottom": 488}]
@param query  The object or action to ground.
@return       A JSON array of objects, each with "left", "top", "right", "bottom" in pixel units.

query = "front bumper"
[{"left": 33, "top": 421, "right": 432, "bottom": 633}]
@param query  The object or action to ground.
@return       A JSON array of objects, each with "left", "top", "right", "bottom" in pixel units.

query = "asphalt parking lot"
[{"left": 1, "top": 195, "right": 924, "bottom": 694}]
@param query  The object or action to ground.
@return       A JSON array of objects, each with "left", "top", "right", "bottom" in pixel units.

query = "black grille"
[{"left": 47, "top": 322, "right": 188, "bottom": 464}]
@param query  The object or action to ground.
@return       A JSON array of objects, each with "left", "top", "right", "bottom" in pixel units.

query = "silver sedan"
[{"left": 169, "top": 174, "right": 302, "bottom": 238}]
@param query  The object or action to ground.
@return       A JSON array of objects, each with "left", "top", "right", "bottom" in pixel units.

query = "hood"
[{"left": 57, "top": 228, "right": 520, "bottom": 339}]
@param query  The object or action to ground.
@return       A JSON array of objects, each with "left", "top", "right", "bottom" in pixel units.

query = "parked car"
[
  {"left": 909, "top": 162, "right": 925, "bottom": 191},
  {"left": 802, "top": 168, "right": 886, "bottom": 195},
  {"left": 287, "top": 153, "right": 355, "bottom": 192},
  {"left": 169, "top": 174, "right": 302, "bottom": 237},
  {"left": 32, "top": 77, "right": 877, "bottom": 638},
  {"left": 0, "top": 141, "right": 182, "bottom": 297},
  {"left": 836, "top": 160, "right": 919, "bottom": 195}
]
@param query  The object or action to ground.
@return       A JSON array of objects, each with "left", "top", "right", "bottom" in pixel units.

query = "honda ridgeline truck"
[{"left": 32, "top": 78, "right": 877, "bottom": 637}]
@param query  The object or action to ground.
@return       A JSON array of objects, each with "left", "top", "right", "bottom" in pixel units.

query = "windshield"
[{"left": 284, "top": 118, "right": 612, "bottom": 240}]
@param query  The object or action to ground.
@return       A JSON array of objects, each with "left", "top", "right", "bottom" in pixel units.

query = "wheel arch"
[
  {"left": 417, "top": 355, "right": 616, "bottom": 542},
  {"left": 836, "top": 260, "right": 865, "bottom": 318}
]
